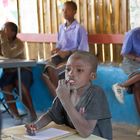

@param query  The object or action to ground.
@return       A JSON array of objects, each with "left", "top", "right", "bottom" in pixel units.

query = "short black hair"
[
  {"left": 4, "top": 22, "right": 18, "bottom": 34},
  {"left": 69, "top": 51, "right": 98, "bottom": 73},
  {"left": 64, "top": 1, "right": 77, "bottom": 11}
]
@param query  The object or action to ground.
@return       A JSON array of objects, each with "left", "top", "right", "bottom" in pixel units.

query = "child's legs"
[
  {"left": 18, "top": 69, "right": 37, "bottom": 119},
  {"left": 0, "top": 70, "right": 20, "bottom": 118},
  {"left": 42, "top": 55, "right": 67, "bottom": 97},
  {"left": 21, "top": 83, "right": 37, "bottom": 120},
  {"left": 3, "top": 85, "right": 20, "bottom": 118},
  {"left": 132, "top": 81, "right": 140, "bottom": 116},
  {"left": 122, "top": 74, "right": 140, "bottom": 87},
  {"left": 47, "top": 55, "right": 66, "bottom": 87},
  {"left": 42, "top": 67, "right": 58, "bottom": 97},
  {"left": 47, "top": 66, "right": 58, "bottom": 87}
]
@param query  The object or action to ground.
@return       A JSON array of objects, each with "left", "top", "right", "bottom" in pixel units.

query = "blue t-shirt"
[
  {"left": 121, "top": 27, "right": 140, "bottom": 74},
  {"left": 121, "top": 27, "right": 140, "bottom": 56},
  {"left": 56, "top": 20, "right": 89, "bottom": 52}
]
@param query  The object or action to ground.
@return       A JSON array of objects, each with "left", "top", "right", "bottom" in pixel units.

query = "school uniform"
[{"left": 43, "top": 20, "right": 89, "bottom": 72}]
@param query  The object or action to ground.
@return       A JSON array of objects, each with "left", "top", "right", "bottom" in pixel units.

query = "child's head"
[
  {"left": 3, "top": 22, "right": 18, "bottom": 40},
  {"left": 62, "top": 1, "right": 77, "bottom": 21},
  {"left": 65, "top": 51, "right": 98, "bottom": 89}
]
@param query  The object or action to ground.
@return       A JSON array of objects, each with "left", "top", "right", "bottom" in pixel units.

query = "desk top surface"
[
  {"left": 0, "top": 57, "right": 37, "bottom": 68},
  {"left": 2, "top": 122, "right": 106, "bottom": 140}
]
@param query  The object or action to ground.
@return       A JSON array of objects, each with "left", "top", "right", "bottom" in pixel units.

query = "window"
[
  {"left": 0, "top": 0, "right": 18, "bottom": 29},
  {"left": 130, "top": 0, "right": 140, "bottom": 28},
  {"left": 19, "top": 0, "right": 38, "bottom": 33}
]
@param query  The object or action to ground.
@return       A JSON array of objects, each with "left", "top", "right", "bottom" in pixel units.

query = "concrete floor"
[
  {"left": 1, "top": 112, "right": 140, "bottom": 140},
  {"left": 113, "top": 123, "right": 140, "bottom": 140}
]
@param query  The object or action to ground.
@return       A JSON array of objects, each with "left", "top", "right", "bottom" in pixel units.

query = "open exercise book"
[{"left": 11, "top": 127, "right": 75, "bottom": 140}]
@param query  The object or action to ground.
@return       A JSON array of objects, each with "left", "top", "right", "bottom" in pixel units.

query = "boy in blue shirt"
[{"left": 42, "top": 1, "right": 89, "bottom": 97}]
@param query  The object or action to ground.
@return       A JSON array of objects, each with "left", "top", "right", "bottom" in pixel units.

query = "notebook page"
[{"left": 24, "top": 127, "right": 70, "bottom": 140}]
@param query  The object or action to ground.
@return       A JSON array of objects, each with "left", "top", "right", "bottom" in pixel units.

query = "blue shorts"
[{"left": 0, "top": 68, "right": 33, "bottom": 89}]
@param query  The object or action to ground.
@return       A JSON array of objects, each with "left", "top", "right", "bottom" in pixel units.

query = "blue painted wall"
[
  {"left": 94, "top": 65, "right": 140, "bottom": 125},
  {"left": 30, "top": 65, "right": 53, "bottom": 111}
]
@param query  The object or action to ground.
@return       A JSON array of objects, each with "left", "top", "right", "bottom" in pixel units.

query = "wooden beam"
[
  {"left": 17, "top": 33, "right": 57, "bottom": 43},
  {"left": 17, "top": 33, "right": 124, "bottom": 44},
  {"left": 88, "top": 34, "right": 124, "bottom": 44}
]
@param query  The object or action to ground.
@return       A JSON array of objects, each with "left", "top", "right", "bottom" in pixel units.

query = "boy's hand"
[
  {"left": 25, "top": 123, "right": 37, "bottom": 136},
  {"left": 51, "top": 48, "right": 60, "bottom": 55},
  {"left": 56, "top": 79, "right": 71, "bottom": 103},
  {"left": 57, "top": 50, "right": 71, "bottom": 58}
]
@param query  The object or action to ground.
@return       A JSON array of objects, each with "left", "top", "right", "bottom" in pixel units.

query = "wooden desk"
[{"left": 2, "top": 122, "right": 106, "bottom": 140}]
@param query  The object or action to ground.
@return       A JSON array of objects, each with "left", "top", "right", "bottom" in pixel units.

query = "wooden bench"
[
  {"left": 18, "top": 33, "right": 124, "bottom": 45},
  {"left": 17, "top": 33, "right": 57, "bottom": 43},
  {"left": 88, "top": 34, "right": 124, "bottom": 44},
  {"left": 17, "top": 33, "right": 125, "bottom": 63},
  {"left": 17, "top": 33, "right": 125, "bottom": 78}
]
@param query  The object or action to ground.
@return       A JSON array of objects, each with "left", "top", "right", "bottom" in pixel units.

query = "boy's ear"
[{"left": 90, "top": 72, "right": 96, "bottom": 80}]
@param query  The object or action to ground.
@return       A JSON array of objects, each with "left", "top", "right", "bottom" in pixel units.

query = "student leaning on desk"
[
  {"left": 0, "top": 22, "right": 37, "bottom": 124},
  {"left": 25, "top": 51, "right": 112, "bottom": 140}
]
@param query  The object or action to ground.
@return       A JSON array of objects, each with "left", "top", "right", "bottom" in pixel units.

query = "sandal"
[{"left": 112, "top": 83, "right": 124, "bottom": 104}]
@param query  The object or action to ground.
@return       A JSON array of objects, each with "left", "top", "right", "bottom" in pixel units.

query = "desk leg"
[{"left": 17, "top": 67, "right": 22, "bottom": 101}]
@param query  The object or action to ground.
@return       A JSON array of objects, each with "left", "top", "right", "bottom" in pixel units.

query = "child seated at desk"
[
  {"left": 25, "top": 51, "right": 112, "bottom": 140},
  {"left": 0, "top": 22, "right": 37, "bottom": 124}
]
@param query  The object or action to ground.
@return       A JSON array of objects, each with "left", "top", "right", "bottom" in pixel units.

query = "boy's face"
[
  {"left": 4, "top": 26, "right": 15, "bottom": 40},
  {"left": 62, "top": 4, "right": 76, "bottom": 20},
  {"left": 65, "top": 56, "right": 94, "bottom": 90}
]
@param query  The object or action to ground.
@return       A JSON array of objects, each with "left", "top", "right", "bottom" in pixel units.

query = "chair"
[
  {"left": 0, "top": 93, "right": 14, "bottom": 118},
  {"left": 0, "top": 69, "right": 13, "bottom": 117},
  {"left": 0, "top": 89, "right": 20, "bottom": 118}
]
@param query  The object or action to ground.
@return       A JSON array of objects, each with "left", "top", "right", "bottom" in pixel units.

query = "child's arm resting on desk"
[
  {"left": 56, "top": 79, "right": 97, "bottom": 138},
  {"left": 25, "top": 112, "right": 52, "bottom": 136}
]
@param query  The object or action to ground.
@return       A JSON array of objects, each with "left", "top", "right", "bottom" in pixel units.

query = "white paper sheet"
[{"left": 24, "top": 127, "right": 70, "bottom": 140}]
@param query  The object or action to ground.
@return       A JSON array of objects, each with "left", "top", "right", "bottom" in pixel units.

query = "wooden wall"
[
  {"left": 17, "top": 0, "right": 130, "bottom": 63},
  {"left": 34, "top": 0, "right": 129, "bottom": 34}
]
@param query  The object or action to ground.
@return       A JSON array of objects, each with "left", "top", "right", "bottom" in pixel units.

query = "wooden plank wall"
[{"left": 17, "top": 0, "right": 130, "bottom": 63}]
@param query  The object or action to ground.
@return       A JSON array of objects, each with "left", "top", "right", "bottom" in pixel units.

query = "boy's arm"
[
  {"left": 51, "top": 48, "right": 60, "bottom": 55},
  {"left": 57, "top": 50, "right": 72, "bottom": 58},
  {"left": 0, "top": 31, "right": 24, "bottom": 58},
  {"left": 62, "top": 99, "right": 97, "bottom": 137},
  {"left": 34, "top": 112, "right": 52, "bottom": 130},
  {"left": 56, "top": 80, "right": 97, "bottom": 138},
  {"left": 1, "top": 39, "right": 24, "bottom": 58},
  {"left": 25, "top": 112, "right": 52, "bottom": 136}
]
